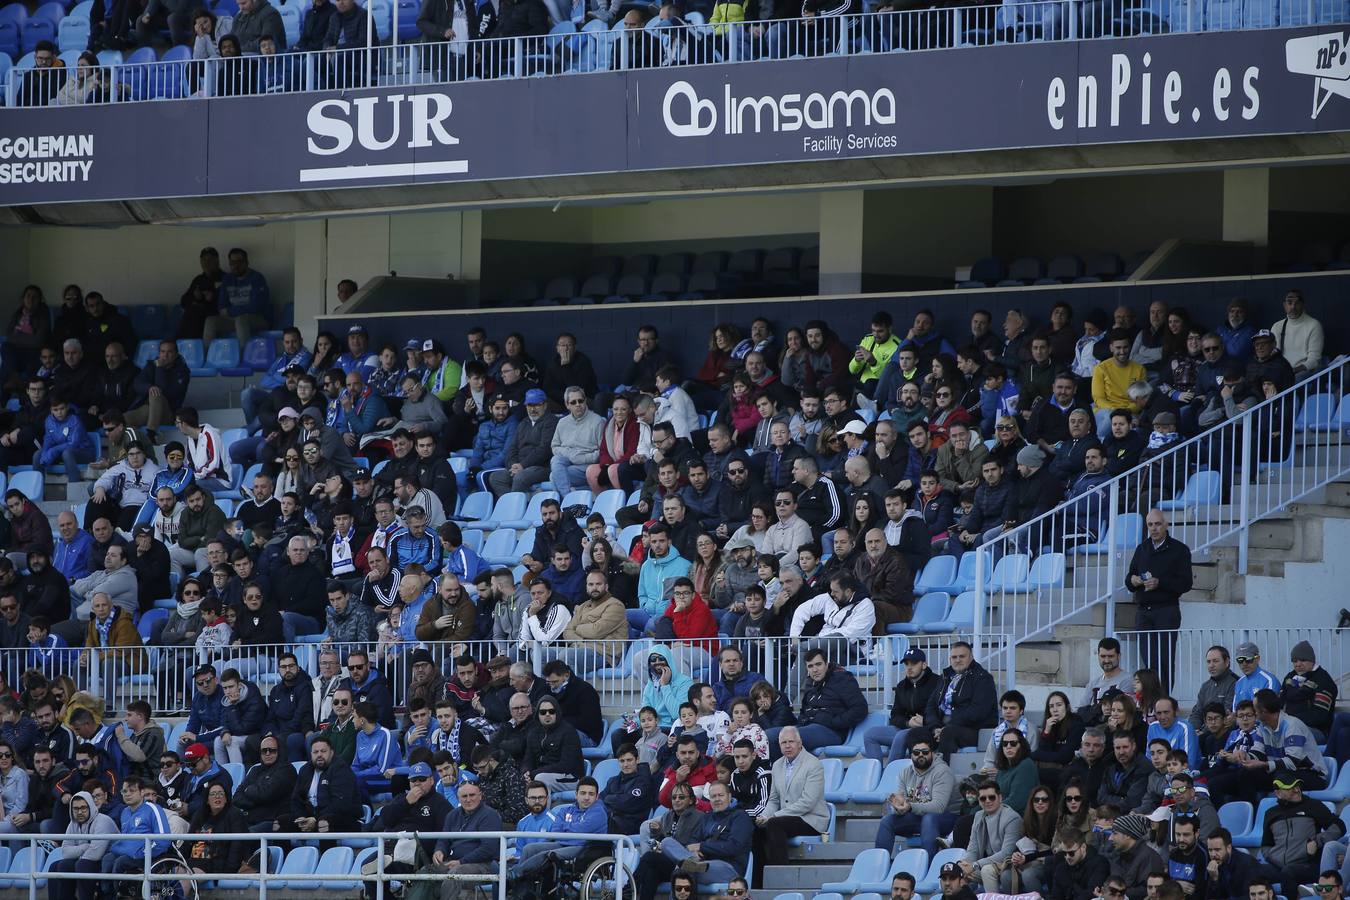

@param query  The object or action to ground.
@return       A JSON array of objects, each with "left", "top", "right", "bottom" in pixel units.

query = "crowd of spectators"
[{"left": 0, "top": 279, "right": 1340, "bottom": 897}]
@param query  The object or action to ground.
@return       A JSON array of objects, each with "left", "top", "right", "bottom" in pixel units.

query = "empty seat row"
[
  {"left": 962, "top": 251, "right": 1144, "bottom": 288},
  {"left": 131, "top": 336, "right": 281, "bottom": 377}
]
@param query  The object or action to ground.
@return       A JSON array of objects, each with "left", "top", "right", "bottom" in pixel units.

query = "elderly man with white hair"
[
  {"left": 751, "top": 726, "right": 829, "bottom": 886},
  {"left": 549, "top": 386, "right": 605, "bottom": 495},
  {"left": 273, "top": 535, "right": 328, "bottom": 640}
]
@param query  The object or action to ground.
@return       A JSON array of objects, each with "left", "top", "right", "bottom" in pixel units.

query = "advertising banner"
[{"left": 1, "top": 26, "right": 1348, "bottom": 206}]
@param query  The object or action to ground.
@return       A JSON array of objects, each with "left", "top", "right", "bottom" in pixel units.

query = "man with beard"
[
  {"left": 714, "top": 454, "right": 766, "bottom": 541},
  {"left": 260, "top": 652, "right": 314, "bottom": 763},
  {"left": 19, "top": 548, "right": 70, "bottom": 623}
]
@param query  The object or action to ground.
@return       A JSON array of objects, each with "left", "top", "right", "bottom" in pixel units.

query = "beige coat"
[{"left": 561, "top": 594, "right": 627, "bottom": 661}]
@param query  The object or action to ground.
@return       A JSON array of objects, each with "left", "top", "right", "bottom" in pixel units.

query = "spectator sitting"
[
  {"left": 36, "top": 396, "right": 95, "bottom": 485},
  {"left": 980, "top": 690, "right": 1039, "bottom": 774},
  {"left": 958, "top": 779, "right": 1025, "bottom": 893},
  {"left": 751, "top": 727, "right": 828, "bottom": 887},
  {"left": 1280, "top": 640, "right": 1337, "bottom": 740},
  {"left": 923, "top": 641, "right": 998, "bottom": 757},
  {"left": 874, "top": 732, "right": 959, "bottom": 858},
  {"left": 203, "top": 247, "right": 271, "bottom": 343}
]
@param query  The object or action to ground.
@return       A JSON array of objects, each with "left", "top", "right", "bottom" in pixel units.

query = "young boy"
[
  {"left": 193, "top": 598, "right": 232, "bottom": 662},
  {"left": 632, "top": 706, "right": 667, "bottom": 774},
  {"left": 26, "top": 616, "right": 70, "bottom": 676},
  {"left": 432, "top": 749, "right": 462, "bottom": 807},
  {"left": 755, "top": 554, "right": 781, "bottom": 606},
  {"left": 657, "top": 702, "right": 708, "bottom": 770}
]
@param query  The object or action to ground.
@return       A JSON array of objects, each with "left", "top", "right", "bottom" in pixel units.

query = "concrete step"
[
  {"left": 200, "top": 407, "right": 248, "bottom": 429},
  {"left": 763, "top": 863, "right": 853, "bottom": 889},
  {"left": 840, "top": 817, "right": 886, "bottom": 842}
]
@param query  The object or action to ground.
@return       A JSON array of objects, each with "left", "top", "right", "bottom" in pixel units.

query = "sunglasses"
[
  {"left": 160, "top": 761, "right": 176, "bottom": 767},
  {"left": 979, "top": 794, "right": 999, "bottom": 802},
  {"left": 1235, "top": 656, "right": 1255, "bottom": 664},
  {"left": 1000, "top": 740, "right": 1020, "bottom": 747},
  {"left": 538, "top": 709, "right": 557, "bottom": 716},
  {"left": 774, "top": 499, "right": 793, "bottom": 506},
  {"left": 1313, "top": 887, "right": 1338, "bottom": 895},
  {"left": 995, "top": 424, "right": 1014, "bottom": 431},
  {"left": 727, "top": 891, "right": 747, "bottom": 897},
  {"left": 1032, "top": 796, "right": 1051, "bottom": 804},
  {"left": 910, "top": 748, "right": 931, "bottom": 756},
  {"left": 1064, "top": 794, "right": 1084, "bottom": 802},
  {"left": 727, "top": 467, "right": 747, "bottom": 475},
  {"left": 333, "top": 699, "right": 351, "bottom": 706},
  {"left": 194, "top": 678, "right": 213, "bottom": 686},
  {"left": 260, "top": 747, "right": 278, "bottom": 754}
]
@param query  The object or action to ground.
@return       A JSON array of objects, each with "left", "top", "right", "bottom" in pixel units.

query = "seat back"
[
  {"left": 915, "top": 555, "right": 956, "bottom": 592},
  {"left": 1294, "top": 392, "right": 1336, "bottom": 428},
  {"left": 458, "top": 492, "right": 494, "bottom": 522},
  {"left": 1027, "top": 552, "right": 1066, "bottom": 588},
  {"left": 989, "top": 553, "right": 1030, "bottom": 589},
  {"left": 206, "top": 337, "right": 241, "bottom": 368},
  {"left": 591, "top": 758, "right": 621, "bottom": 785},
  {"left": 1111, "top": 512, "right": 1144, "bottom": 548},
  {"left": 134, "top": 338, "right": 160, "bottom": 368},
  {"left": 243, "top": 336, "right": 277, "bottom": 371},
  {"left": 593, "top": 488, "right": 625, "bottom": 525},
  {"left": 911, "top": 592, "right": 950, "bottom": 624},
  {"left": 946, "top": 592, "right": 977, "bottom": 629},
  {"left": 480, "top": 528, "right": 516, "bottom": 560},
  {"left": 820, "top": 757, "right": 843, "bottom": 791},
  {"left": 520, "top": 491, "right": 559, "bottom": 526},
  {"left": 176, "top": 339, "right": 206, "bottom": 369},
  {"left": 839, "top": 758, "right": 881, "bottom": 795},
  {"left": 1217, "top": 801, "right": 1253, "bottom": 836}
]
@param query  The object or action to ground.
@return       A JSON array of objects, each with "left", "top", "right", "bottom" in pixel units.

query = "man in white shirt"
[
  {"left": 174, "top": 407, "right": 228, "bottom": 493},
  {"left": 789, "top": 573, "right": 876, "bottom": 680},
  {"left": 1272, "top": 288, "right": 1325, "bottom": 377}
]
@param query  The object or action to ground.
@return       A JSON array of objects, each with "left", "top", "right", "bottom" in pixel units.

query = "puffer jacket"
[
  {"left": 470, "top": 415, "right": 518, "bottom": 471},
  {"left": 958, "top": 477, "right": 1014, "bottom": 535},
  {"left": 266, "top": 672, "right": 315, "bottom": 737},
  {"left": 798, "top": 665, "right": 868, "bottom": 736}
]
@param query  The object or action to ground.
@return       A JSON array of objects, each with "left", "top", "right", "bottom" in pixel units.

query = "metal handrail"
[
  {"left": 972, "top": 358, "right": 1350, "bottom": 671},
  {"left": 4, "top": 0, "right": 1347, "bottom": 108}
]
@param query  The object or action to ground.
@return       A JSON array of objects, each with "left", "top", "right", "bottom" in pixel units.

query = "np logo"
[{"left": 1286, "top": 31, "right": 1350, "bottom": 118}]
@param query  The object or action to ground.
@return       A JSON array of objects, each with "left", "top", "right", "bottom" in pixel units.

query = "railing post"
[
  {"left": 1104, "top": 479, "right": 1120, "bottom": 638},
  {"left": 972, "top": 543, "right": 985, "bottom": 657},
  {"left": 260, "top": 836, "right": 269, "bottom": 900},
  {"left": 499, "top": 836, "right": 509, "bottom": 900},
  {"left": 376, "top": 835, "right": 385, "bottom": 900},
  {"left": 1238, "top": 413, "right": 1252, "bottom": 575}
]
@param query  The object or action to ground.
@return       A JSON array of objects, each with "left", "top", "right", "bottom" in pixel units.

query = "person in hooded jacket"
[
  {"left": 522, "top": 695, "right": 584, "bottom": 794},
  {"left": 637, "top": 644, "right": 697, "bottom": 732},
  {"left": 49, "top": 790, "right": 118, "bottom": 900},
  {"left": 232, "top": 732, "right": 297, "bottom": 832}
]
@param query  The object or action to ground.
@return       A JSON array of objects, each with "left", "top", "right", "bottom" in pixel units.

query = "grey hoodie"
[
  {"left": 896, "top": 756, "right": 960, "bottom": 815},
  {"left": 61, "top": 791, "right": 118, "bottom": 861}
]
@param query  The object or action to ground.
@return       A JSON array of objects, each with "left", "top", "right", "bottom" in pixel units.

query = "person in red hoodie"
[
  {"left": 652, "top": 577, "right": 720, "bottom": 677},
  {"left": 657, "top": 732, "right": 718, "bottom": 811}
]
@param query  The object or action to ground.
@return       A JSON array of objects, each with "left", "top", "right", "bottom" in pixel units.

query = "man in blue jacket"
[
  {"left": 102, "top": 777, "right": 173, "bottom": 879},
  {"left": 469, "top": 396, "right": 518, "bottom": 474},
  {"left": 510, "top": 776, "right": 609, "bottom": 881},
  {"left": 635, "top": 780, "right": 752, "bottom": 898},
  {"left": 433, "top": 780, "right": 505, "bottom": 900},
  {"left": 351, "top": 700, "right": 400, "bottom": 795},
  {"left": 711, "top": 647, "right": 766, "bottom": 713},
  {"left": 600, "top": 744, "right": 656, "bottom": 836},
  {"left": 52, "top": 512, "right": 94, "bottom": 583},
  {"left": 181, "top": 742, "right": 233, "bottom": 819},
  {"left": 180, "top": 665, "right": 226, "bottom": 752},
  {"left": 36, "top": 397, "right": 95, "bottom": 480}
]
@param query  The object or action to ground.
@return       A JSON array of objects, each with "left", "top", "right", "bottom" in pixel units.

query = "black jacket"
[
  {"left": 523, "top": 720, "right": 584, "bottom": 778},
  {"left": 794, "top": 476, "right": 843, "bottom": 537},
  {"left": 887, "top": 668, "right": 942, "bottom": 728},
  {"left": 416, "top": 0, "right": 479, "bottom": 40},
  {"left": 1125, "top": 534, "right": 1193, "bottom": 609},
  {"left": 1280, "top": 666, "right": 1338, "bottom": 734},
  {"left": 717, "top": 478, "right": 769, "bottom": 535},
  {"left": 551, "top": 678, "right": 604, "bottom": 745},
  {"left": 1005, "top": 465, "right": 1064, "bottom": 526},
  {"left": 94, "top": 361, "right": 140, "bottom": 415},
  {"left": 1102, "top": 430, "right": 1146, "bottom": 477},
  {"left": 272, "top": 561, "right": 328, "bottom": 620},
  {"left": 288, "top": 758, "right": 361, "bottom": 826},
  {"left": 959, "top": 478, "right": 1013, "bottom": 536},
  {"left": 295, "top": 0, "right": 334, "bottom": 50},
  {"left": 1046, "top": 845, "right": 1111, "bottom": 900},
  {"left": 1096, "top": 753, "right": 1152, "bottom": 810},
  {"left": 923, "top": 661, "right": 998, "bottom": 731},
  {"left": 129, "top": 539, "right": 172, "bottom": 609},
  {"left": 233, "top": 759, "right": 298, "bottom": 826},
  {"left": 266, "top": 673, "right": 315, "bottom": 737},
  {"left": 798, "top": 665, "right": 868, "bottom": 736},
  {"left": 130, "top": 357, "right": 190, "bottom": 412},
  {"left": 481, "top": 0, "right": 548, "bottom": 38}
]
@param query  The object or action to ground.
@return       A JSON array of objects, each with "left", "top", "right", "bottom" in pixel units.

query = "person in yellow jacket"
[
  {"left": 848, "top": 311, "right": 901, "bottom": 400},
  {"left": 709, "top": 0, "right": 745, "bottom": 36},
  {"left": 1091, "top": 330, "right": 1146, "bottom": 436}
]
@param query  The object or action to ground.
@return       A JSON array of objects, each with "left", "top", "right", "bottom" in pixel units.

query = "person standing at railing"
[{"left": 1125, "top": 510, "right": 1192, "bottom": 695}]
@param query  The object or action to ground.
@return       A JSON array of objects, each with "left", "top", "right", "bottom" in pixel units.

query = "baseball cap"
[
  {"left": 408, "top": 762, "right": 434, "bottom": 780},
  {"left": 838, "top": 420, "right": 867, "bottom": 436},
  {"left": 133, "top": 524, "right": 153, "bottom": 538},
  {"left": 901, "top": 648, "right": 927, "bottom": 664},
  {"left": 347, "top": 324, "right": 367, "bottom": 336},
  {"left": 282, "top": 364, "right": 306, "bottom": 376},
  {"left": 1272, "top": 775, "right": 1303, "bottom": 790},
  {"left": 404, "top": 339, "right": 421, "bottom": 351},
  {"left": 723, "top": 534, "right": 757, "bottom": 552},
  {"left": 524, "top": 388, "right": 547, "bottom": 405},
  {"left": 183, "top": 743, "right": 209, "bottom": 762},
  {"left": 352, "top": 468, "right": 371, "bottom": 481},
  {"left": 1146, "top": 807, "right": 1173, "bottom": 823},
  {"left": 1252, "top": 329, "right": 1276, "bottom": 342},
  {"left": 1236, "top": 641, "right": 1260, "bottom": 658},
  {"left": 409, "top": 648, "right": 434, "bottom": 667},
  {"left": 422, "top": 339, "right": 445, "bottom": 355},
  {"left": 278, "top": 407, "right": 300, "bottom": 420},
  {"left": 939, "top": 862, "right": 963, "bottom": 879}
]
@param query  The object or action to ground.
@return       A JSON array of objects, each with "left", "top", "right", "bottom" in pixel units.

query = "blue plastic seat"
[
  {"left": 820, "top": 758, "right": 844, "bottom": 794},
  {"left": 242, "top": 336, "right": 277, "bottom": 372},
  {"left": 592, "top": 488, "right": 625, "bottom": 526},
  {"left": 480, "top": 528, "right": 519, "bottom": 566},
  {"left": 137, "top": 608, "right": 169, "bottom": 642},
  {"left": 272, "top": 846, "right": 319, "bottom": 889},
  {"left": 818, "top": 711, "right": 887, "bottom": 758},
  {"left": 459, "top": 529, "right": 484, "bottom": 553},
  {"left": 295, "top": 846, "right": 355, "bottom": 890},
  {"left": 616, "top": 523, "right": 643, "bottom": 552},
  {"left": 1027, "top": 552, "right": 1066, "bottom": 589},
  {"left": 916, "top": 848, "right": 966, "bottom": 893},
  {"left": 1233, "top": 797, "right": 1276, "bottom": 848},
  {"left": 952, "top": 548, "right": 990, "bottom": 592},
  {"left": 9, "top": 470, "right": 41, "bottom": 501},
  {"left": 593, "top": 638, "right": 651, "bottom": 681},
  {"left": 222, "top": 761, "right": 245, "bottom": 785},
  {"left": 209, "top": 337, "right": 248, "bottom": 376},
  {"left": 277, "top": 1, "right": 301, "bottom": 44},
  {"left": 457, "top": 492, "right": 493, "bottom": 523},
  {"left": 820, "top": 847, "right": 890, "bottom": 893},
  {"left": 511, "top": 528, "right": 536, "bottom": 561},
  {"left": 584, "top": 721, "right": 624, "bottom": 761},
  {"left": 177, "top": 339, "right": 209, "bottom": 374},
  {"left": 889, "top": 592, "right": 950, "bottom": 634},
  {"left": 1294, "top": 392, "right": 1337, "bottom": 430},
  {"left": 0, "top": 846, "right": 45, "bottom": 889},
  {"left": 1308, "top": 761, "right": 1350, "bottom": 802},
  {"left": 1217, "top": 801, "right": 1253, "bottom": 836},
  {"left": 852, "top": 758, "right": 912, "bottom": 805},
  {"left": 471, "top": 491, "right": 528, "bottom": 529},
  {"left": 560, "top": 489, "right": 594, "bottom": 511},
  {"left": 500, "top": 490, "right": 557, "bottom": 529},
  {"left": 859, "top": 848, "right": 929, "bottom": 893},
  {"left": 128, "top": 305, "right": 168, "bottom": 341},
  {"left": 1159, "top": 470, "right": 1221, "bottom": 510},
  {"left": 1075, "top": 512, "right": 1142, "bottom": 555},
  {"left": 826, "top": 758, "right": 881, "bottom": 804},
  {"left": 914, "top": 555, "right": 957, "bottom": 594},
  {"left": 923, "top": 591, "right": 976, "bottom": 633},
  {"left": 134, "top": 338, "right": 160, "bottom": 368},
  {"left": 787, "top": 803, "right": 836, "bottom": 846},
  {"left": 986, "top": 553, "right": 1031, "bottom": 592}
]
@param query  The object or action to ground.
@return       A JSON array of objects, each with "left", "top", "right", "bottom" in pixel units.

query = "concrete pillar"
[
  {"left": 1222, "top": 167, "right": 1270, "bottom": 246},
  {"left": 818, "top": 190, "right": 865, "bottom": 295},
  {"left": 292, "top": 219, "right": 327, "bottom": 335}
]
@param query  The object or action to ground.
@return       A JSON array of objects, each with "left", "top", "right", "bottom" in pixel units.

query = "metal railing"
[
  {"left": 1125, "top": 627, "right": 1348, "bottom": 702},
  {"left": 6, "top": 0, "right": 1349, "bottom": 108},
  {"left": 16, "top": 829, "right": 636, "bottom": 900},
  {"left": 972, "top": 358, "right": 1350, "bottom": 676},
  {"left": 33, "top": 633, "right": 1007, "bottom": 719}
]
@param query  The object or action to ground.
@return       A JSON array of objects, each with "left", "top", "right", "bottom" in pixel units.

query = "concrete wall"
[
  {"left": 863, "top": 186, "right": 995, "bottom": 283},
  {"left": 992, "top": 172, "right": 1226, "bottom": 262},
  {"left": 22, "top": 222, "right": 297, "bottom": 311}
]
